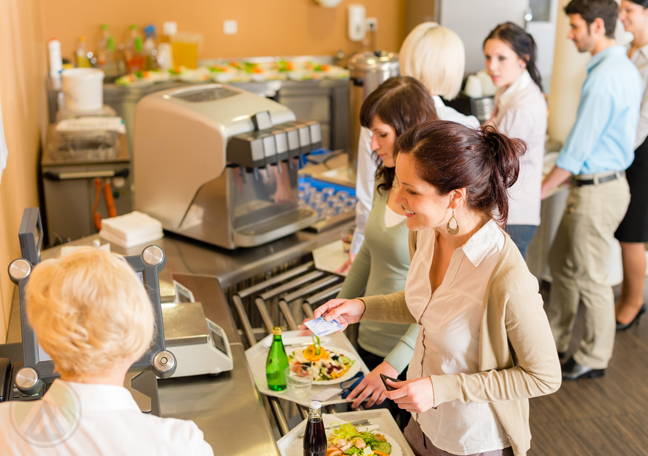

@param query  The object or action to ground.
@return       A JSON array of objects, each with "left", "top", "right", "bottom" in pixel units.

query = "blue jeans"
[{"left": 505, "top": 224, "right": 538, "bottom": 259}]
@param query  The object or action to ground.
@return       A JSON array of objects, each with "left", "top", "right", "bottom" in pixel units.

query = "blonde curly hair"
[{"left": 25, "top": 249, "right": 154, "bottom": 378}]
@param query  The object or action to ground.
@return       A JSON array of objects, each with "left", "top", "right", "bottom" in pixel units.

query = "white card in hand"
[{"left": 304, "top": 317, "right": 344, "bottom": 337}]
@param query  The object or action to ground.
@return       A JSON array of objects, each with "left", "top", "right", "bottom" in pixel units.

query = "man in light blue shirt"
[{"left": 542, "top": 0, "right": 642, "bottom": 381}]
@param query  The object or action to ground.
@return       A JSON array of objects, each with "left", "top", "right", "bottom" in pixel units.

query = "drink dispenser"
[
  {"left": 133, "top": 84, "right": 321, "bottom": 249},
  {"left": 346, "top": 51, "right": 399, "bottom": 176}
]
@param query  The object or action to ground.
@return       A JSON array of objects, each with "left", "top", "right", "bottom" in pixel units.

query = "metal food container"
[{"left": 346, "top": 51, "right": 399, "bottom": 175}]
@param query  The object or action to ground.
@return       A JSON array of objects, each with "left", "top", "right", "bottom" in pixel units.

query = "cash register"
[{"left": 0, "top": 208, "right": 177, "bottom": 414}]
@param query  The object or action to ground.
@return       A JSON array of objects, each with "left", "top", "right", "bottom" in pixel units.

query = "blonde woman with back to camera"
[
  {"left": 0, "top": 249, "right": 213, "bottom": 456},
  {"left": 340, "top": 23, "right": 479, "bottom": 274},
  {"left": 317, "top": 121, "right": 561, "bottom": 456}
]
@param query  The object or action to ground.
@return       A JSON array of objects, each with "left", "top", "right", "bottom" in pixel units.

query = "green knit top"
[{"left": 337, "top": 181, "right": 419, "bottom": 373}]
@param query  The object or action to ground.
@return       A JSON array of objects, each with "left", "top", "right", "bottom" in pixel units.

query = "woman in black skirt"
[{"left": 615, "top": 0, "right": 648, "bottom": 330}]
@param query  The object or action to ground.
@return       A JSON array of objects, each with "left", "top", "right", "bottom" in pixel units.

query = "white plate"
[
  {"left": 287, "top": 346, "right": 360, "bottom": 385},
  {"left": 326, "top": 430, "right": 403, "bottom": 456}
]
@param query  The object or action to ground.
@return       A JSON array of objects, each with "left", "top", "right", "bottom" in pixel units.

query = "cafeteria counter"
[{"left": 6, "top": 225, "right": 352, "bottom": 455}]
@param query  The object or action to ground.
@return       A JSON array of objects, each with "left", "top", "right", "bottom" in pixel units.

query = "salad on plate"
[
  {"left": 327, "top": 423, "right": 392, "bottom": 456},
  {"left": 287, "top": 336, "right": 355, "bottom": 382}
]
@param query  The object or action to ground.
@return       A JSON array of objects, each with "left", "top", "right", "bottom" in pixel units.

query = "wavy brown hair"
[
  {"left": 396, "top": 121, "right": 526, "bottom": 225},
  {"left": 360, "top": 76, "right": 438, "bottom": 194}
]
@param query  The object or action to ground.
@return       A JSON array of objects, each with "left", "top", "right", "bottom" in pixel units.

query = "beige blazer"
[{"left": 361, "top": 230, "right": 562, "bottom": 456}]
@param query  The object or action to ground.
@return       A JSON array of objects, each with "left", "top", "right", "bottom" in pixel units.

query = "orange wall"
[
  {"left": 0, "top": 0, "right": 47, "bottom": 341},
  {"left": 43, "top": 0, "right": 406, "bottom": 63}
]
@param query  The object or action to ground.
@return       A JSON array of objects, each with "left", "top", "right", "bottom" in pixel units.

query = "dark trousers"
[{"left": 505, "top": 224, "right": 538, "bottom": 259}]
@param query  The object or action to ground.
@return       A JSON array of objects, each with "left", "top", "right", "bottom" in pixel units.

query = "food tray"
[
  {"left": 245, "top": 330, "right": 369, "bottom": 407},
  {"left": 276, "top": 410, "right": 415, "bottom": 456}
]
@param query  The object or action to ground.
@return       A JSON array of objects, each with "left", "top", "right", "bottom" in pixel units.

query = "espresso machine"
[{"left": 134, "top": 84, "right": 321, "bottom": 249}]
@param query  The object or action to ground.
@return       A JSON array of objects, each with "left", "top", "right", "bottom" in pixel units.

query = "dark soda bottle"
[
  {"left": 304, "top": 401, "right": 326, "bottom": 456},
  {"left": 266, "top": 326, "right": 289, "bottom": 391}
]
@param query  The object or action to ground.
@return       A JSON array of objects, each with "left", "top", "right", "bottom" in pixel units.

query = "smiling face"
[
  {"left": 484, "top": 38, "right": 526, "bottom": 88},
  {"left": 370, "top": 115, "right": 398, "bottom": 168},
  {"left": 394, "top": 152, "right": 455, "bottom": 231},
  {"left": 620, "top": 0, "right": 648, "bottom": 35}
]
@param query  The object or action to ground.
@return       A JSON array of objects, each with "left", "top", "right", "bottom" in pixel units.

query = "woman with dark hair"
[
  {"left": 314, "top": 121, "right": 561, "bottom": 456},
  {"left": 614, "top": 0, "right": 648, "bottom": 329},
  {"left": 483, "top": 22, "right": 548, "bottom": 258},
  {"left": 336, "top": 76, "right": 438, "bottom": 412},
  {"left": 342, "top": 24, "right": 479, "bottom": 275}
]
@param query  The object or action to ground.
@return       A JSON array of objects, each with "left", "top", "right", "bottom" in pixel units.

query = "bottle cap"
[
  {"left": 101, "top": 24, "right": 109, "bottom": 30},
  {"left": 272, "top": 326, "right": 282, "bottom": 336},
  {"left": 144, "top": 24, "right": 157, "bottom": 38},
  {"left": 310, "top": 401, "right": 321, "bottom": 409},
  {"left": 130, "top": 24, "right": 137, "bottom": 30}
]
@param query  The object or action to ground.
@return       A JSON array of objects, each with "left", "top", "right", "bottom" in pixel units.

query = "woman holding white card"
[
  {"left": 314, "top": 121, "right": 561, "bottom": 456},
  {"left": 334, "top": 77, "right": 437, "bottom": 415}
]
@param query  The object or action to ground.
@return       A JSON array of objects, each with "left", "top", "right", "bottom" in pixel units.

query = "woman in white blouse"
[
  {"left": 483, "top": 22, "right": 547, "bottom": 259},
  {"left": 315, "top": 121, "right": 561, "bottom": 456},
  {"left": 339, "top": 23, "right": 479, "bottom": 273}
]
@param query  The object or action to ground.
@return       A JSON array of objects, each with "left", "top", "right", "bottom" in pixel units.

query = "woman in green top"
[{"left": 340, "top": 76, "right": 438, "bottom": 410}]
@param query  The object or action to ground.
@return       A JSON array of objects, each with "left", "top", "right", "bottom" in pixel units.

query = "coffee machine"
[{"left": 133, "top": 84, "right": 321, "bottom": 249}]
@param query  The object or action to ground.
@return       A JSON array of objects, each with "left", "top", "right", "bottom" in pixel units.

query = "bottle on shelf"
[
  {"left": 96, "top": 24, "right": 121, "bottom": 79},
  {"left": 157, "top": 21, "right": 176, "bottom": 71},
  {"left": 303, "top": 401, "right": 326, "bottom": 456},
  {"left": 143, "top": 24, "right": 158, "bottom": 71},
  {"left": 75, "top": 36, "right": 91, "bottom": 68},
  {"left": 48, "top": 38, "right": 63, "bottom": 82},
  {"left": 265, "top": 326, "right": 289, "bottom": 391},
  {"left": 124, "top": 25, "right": 145, "bottom": 73}
]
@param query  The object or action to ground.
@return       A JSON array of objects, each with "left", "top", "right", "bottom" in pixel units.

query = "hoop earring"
[{"left": 447, "top": 210, "right": 459, "bottom": 235}]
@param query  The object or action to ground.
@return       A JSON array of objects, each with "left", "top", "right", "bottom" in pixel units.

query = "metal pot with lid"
[{"left": 347, "top": 51, "right": 400, "bottom": 176}]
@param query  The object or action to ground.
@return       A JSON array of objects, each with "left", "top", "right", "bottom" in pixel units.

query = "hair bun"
[{"left": 481, "top": 124, "right": 525, "bottom": 190}]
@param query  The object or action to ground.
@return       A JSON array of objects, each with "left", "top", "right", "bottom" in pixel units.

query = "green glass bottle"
[{"left": 266, "top": 326, "right": 289, "bottom": 391}]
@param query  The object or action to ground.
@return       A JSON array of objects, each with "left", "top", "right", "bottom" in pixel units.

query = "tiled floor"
[{"left": 528, "top": 281, "right": 648, "bottom": 455}]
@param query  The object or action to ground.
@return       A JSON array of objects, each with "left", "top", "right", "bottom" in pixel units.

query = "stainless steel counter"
[
  {"left": 32, "top": 226, "right": 349, "bottom": 289},
  {"left": 157, "top": 274, "right": 278, "bottom": 455},
  {"left": 6, "top": 225, "right": 351, "bottom": 455}
]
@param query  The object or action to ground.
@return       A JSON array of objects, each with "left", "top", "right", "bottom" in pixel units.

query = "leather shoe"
[{"left": 561, "top": 357, "right": 605, "bottom": 381}]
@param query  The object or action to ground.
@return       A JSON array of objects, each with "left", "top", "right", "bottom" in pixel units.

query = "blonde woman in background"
[
  {"left": 339, "top": 23, "right": 479, "bottom": 274},
  {"left": 0, "top": 249, "right": 213, "bottom": 456}
]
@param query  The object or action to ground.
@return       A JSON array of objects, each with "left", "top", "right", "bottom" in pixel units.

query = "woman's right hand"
[{"left": 314, "top": 299, "right": 366, "bottom": 329}]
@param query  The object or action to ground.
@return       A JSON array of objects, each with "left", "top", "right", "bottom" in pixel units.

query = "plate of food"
[
  {"left": 287, "top": 337, "right": 359, "bottom": 385},
  {"left": 327, "top": 422, "right": 402, "bottom": 456}
]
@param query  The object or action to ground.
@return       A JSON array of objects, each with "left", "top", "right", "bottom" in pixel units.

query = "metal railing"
[{"left": 230, "top": 261, "right": 349, "bottom": 436}]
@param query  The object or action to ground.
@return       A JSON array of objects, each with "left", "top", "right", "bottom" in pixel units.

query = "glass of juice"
[{"left": 171, "top": 32, "right": 202, "bottom": 69}]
